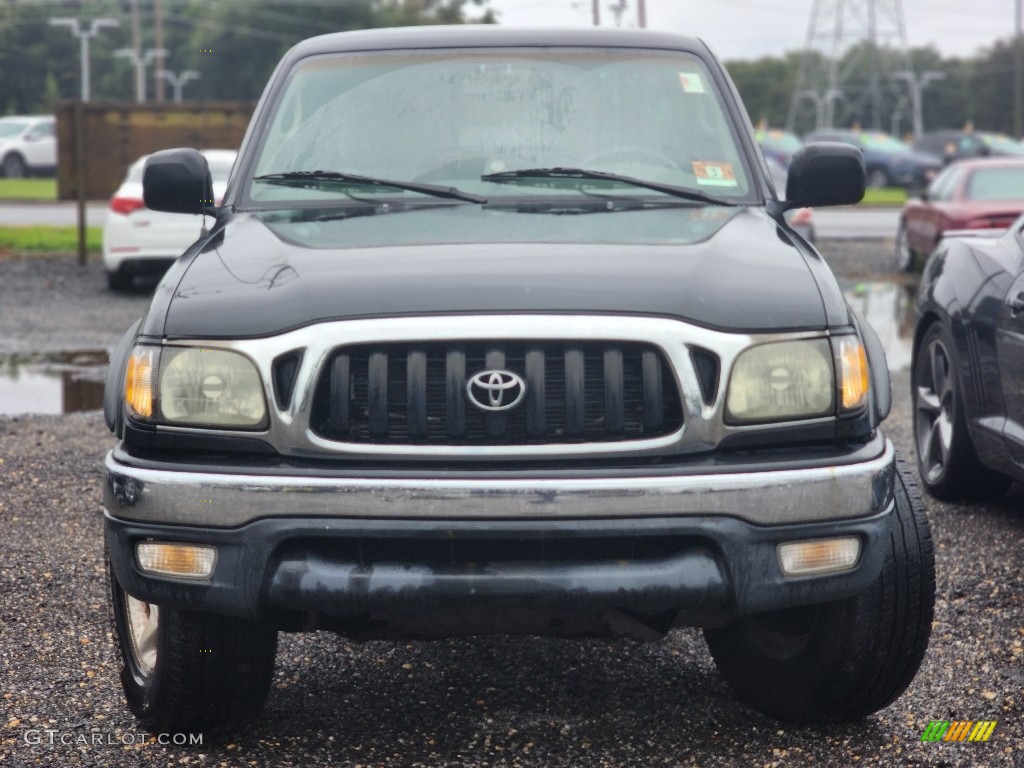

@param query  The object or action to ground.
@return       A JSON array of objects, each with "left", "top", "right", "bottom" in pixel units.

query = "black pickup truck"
[{"left": 102, "top": 25, "right": 934, "bottom": 734}]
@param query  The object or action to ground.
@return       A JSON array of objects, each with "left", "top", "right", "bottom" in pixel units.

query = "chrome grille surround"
[{"left": 153, "top": 315, "right": 836, "bottom": 460}]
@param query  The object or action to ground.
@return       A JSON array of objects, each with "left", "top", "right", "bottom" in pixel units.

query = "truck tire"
[
  {"left": 109, "top": 559, "right": 278, "bottom": 734},
  {"left": 703, "top": 455, "right": 934, "bottom": 722}
]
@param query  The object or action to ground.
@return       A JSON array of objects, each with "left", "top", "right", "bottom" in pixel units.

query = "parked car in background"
[
  {"left": 102, "top": 149, "right": 237, "bottom": 290},
  {"left": 912, "top": 214, "right": 1024, "bottom": 501},
  {"left": 101, "top": 26, "right": 934, "bottom": 735},
  {"left": 0, "top": 115, "right": 56, "bottom": 178},
  {"left": 755, "top": 127, "right": 803, "bottom": 168},
  {"left": 767, "top": 155, "right": 815, "bottom": 242},
  {"left": 914, "top": 129, "right": 1024, "bottom": 165},
  {"left": 804, "top": 129, "right": 941, "bottom": 189},
  {"left": 895, "top": 157, "right": 1024, "bottom": 270}
]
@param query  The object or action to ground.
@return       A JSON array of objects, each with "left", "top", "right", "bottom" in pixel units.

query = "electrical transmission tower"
[{"left": 787, "top": 0, "right": 915, "bottom": 134}]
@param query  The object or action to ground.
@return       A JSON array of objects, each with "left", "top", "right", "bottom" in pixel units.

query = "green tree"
[{"left": 0, "top": 0, "right": 493, "bottom": 114}]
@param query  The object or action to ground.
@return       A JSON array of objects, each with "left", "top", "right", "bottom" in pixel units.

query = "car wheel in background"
[
  {"left": 912, "top": 322, "right": 1013, "bottom": 501},
  {"left": 894, "top": 220, "right": 917, "bottom": 271},
  {"left": 2, "top": 153, "right": 26, "bottom": 178},
  {"left": 106, "top": 271, "right": 134, "bottom": 292},
  {"left": 109, "top": 557, "right": 278, "bottom": 733},
  {"left": 866, "top": 168, "right": 890, "bottom": 188},
  {"left": 704, "top": 455, "right": 934, "bottom": 723}
]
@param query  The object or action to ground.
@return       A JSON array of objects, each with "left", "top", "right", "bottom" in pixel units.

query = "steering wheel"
[{"left": 580, "top": 146, "right": 683, "bottom": 173}]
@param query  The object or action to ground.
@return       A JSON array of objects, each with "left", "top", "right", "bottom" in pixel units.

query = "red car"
[{"left": 895, "top": 157, "right": 1024, "bottom": 270}]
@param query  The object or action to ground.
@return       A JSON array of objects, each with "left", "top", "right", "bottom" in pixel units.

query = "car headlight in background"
[
  {"left": 725, "top": 335, "right": 869, "bottom": 424},
  {"left": 124, "top": 345, "right": 267, "bottom": 428}
]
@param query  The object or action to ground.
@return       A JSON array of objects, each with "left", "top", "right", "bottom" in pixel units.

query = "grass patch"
[
  {"left": 0, "top": 225, "right": 101, "bottom": 254},
  {"left": 0, "top": 178, "right": 57, "bottom": 201},
  {"left": 861, "top": 187, "right": 907, "bottom": 206}
]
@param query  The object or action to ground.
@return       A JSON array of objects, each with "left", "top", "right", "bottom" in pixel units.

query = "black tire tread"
[
  {"left": 143, "top": 609, "right": 278, "bottom": 734},
  {"left": 704, "top": 453, "right": 935, "bottom": 723},
  {"left": 109, "top": 560, "right": 277, "bottom": 734}
]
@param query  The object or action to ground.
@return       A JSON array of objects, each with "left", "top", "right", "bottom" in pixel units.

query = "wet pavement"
[{"left": 0, "top": 350, "right": 108, "bottom": 415}]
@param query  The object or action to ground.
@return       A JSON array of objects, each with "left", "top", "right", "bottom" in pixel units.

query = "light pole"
[
  {"left": 49, "top": 17, "right": 120, "bottom": 102},
  {"left": 158, "top": 70, "right": 200, "bottom": 103},
  {"left": 115, "top": 48, "right": 169, "bottom": 103},
  {"left": 891, "top": 70, "right": 945, "bottom": 139}
]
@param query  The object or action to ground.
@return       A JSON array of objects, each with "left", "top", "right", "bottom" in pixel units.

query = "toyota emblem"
[{"left": 466, "top": 369, "right": 527, "bottom": 412}]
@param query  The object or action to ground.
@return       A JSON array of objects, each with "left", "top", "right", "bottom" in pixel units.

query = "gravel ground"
[{"left": 1, "top": 247, "right": 1021, "bottom": 767}]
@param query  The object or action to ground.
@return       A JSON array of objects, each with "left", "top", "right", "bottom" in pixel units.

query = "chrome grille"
[{"left": 310, "top": 341, "right": 683, "bottom": 445}]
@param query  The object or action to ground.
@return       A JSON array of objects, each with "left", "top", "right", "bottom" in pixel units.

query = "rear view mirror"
[{"left": 143, "top": 148, "right": 215, "bottom": 215}]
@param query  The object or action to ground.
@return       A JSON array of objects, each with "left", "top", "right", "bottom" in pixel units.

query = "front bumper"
[{"left": 104, "top": 437, "right": 897, "bottom": 636}]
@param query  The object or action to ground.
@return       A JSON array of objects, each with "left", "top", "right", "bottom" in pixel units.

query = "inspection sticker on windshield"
[
  {"left": 692, "top": 161, "right": 737, "bottom": 187},
  {"left": 678, "top": 72, "right": 706, "bottom": 94}
]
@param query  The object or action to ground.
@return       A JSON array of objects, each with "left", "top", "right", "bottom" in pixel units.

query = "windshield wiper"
[
  {"left": 254, "top": 170, "right": 487, "bottom": 204},
  {"left": 481, "top": 167, "right": 737, "bottom": 206}
]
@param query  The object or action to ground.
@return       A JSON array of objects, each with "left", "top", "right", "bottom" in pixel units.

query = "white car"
[
  {"left": 102, "top": 149, "right": 236, "bottom": 290},
  {"left": 0, "top": 115, "right": 56, "bottom": 178}
]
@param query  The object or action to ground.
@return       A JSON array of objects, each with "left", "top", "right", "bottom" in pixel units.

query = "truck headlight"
[
  {"left": 726, "top": 339, "right": 834, "bottom": 423},
  {"left": 125, "top": 345, "right": 267, "bottom": 429}
]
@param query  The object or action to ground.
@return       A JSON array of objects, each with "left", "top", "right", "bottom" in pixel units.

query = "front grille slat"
[
  {"left": 326, "top": 354, "right": 349, "bottom": 435},
  {"left": 603, "top": 347, "right": 624, "bottom": 434},
  {"left": 312, "top": 340, "right": 682, "bottom": 446},
  {"left": 367, "top": 351, "right": 389, "bottom": 438},
  {"left": 641, "top": 350, "right": 664, "bottom": 431},
  {"left": 445, "top": 348, "right": 467, "bottom": 439},
  {"left": 564, "top": 347, "right": 586, "bottom": 436},
  {"left": 525, "top": 347, "right": 546, "bottom": 436},
  {"left": 407, "top": 350, "right": 427, "bottom": 439}
]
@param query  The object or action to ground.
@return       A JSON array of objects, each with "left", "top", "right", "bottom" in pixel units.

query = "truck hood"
[{"left": 161, "top": 205, "right": 836, "bottom": 338}]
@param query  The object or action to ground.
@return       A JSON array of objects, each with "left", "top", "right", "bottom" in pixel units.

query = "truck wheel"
[
  {"left": 109, "top": 560, "right": 278, "bottom": 734},
  {"left": 703, "top": 455, "right": 934, "bottom": 723}
]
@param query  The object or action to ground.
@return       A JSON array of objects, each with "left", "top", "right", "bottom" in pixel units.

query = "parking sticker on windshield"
[
  {"left": 692, "top": 161, "right": 737, "bottom": 187},
  {"left": 678, "top": 72, "right": 706, "bottom": 94}
]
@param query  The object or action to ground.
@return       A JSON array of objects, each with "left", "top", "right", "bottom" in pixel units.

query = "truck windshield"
[{"left": 248, "top": 48, "right": 754, "bottom": 205}]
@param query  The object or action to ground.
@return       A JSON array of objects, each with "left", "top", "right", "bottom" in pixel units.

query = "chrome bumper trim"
[{"left": 103, "top": 440, "right": 895, "bottom": 528}]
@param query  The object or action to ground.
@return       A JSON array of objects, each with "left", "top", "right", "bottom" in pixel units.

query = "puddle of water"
[
  {"left": 841, "top": 277, "right": 918, "bottom": 372},
  {"left": 0, "top": 350, "right": 109, "bottom": 416}
]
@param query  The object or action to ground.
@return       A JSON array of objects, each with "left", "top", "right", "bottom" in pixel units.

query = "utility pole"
[
  {"left": 1015, "top": 0, "right": 1022, "bottom": 138},
  {"left": 158, "top": 70, "right": 200, "bottom": 103},
  {"left": 129, "top": 0, "right": 141, "bottom": 65},
  {"left": 891, "top": 70, "right": 944, "bottom": 139},
  {"left": 49, "top": 17, "right": 120, "bottom": 102},
  {"left": 592, "top": 0, "right": 600, "bottom": 26},
  {"left": 637, "top": 0, "right": 646, "bottom": 27},
  {"left": 115, "top": 48, "right": 169, "bottom": 103},
  {"left": 609, "top": 0, "right": 628, "bottom": 26},
  {"left": 154, "top": 0, "right": 166, "bottom": 102}
]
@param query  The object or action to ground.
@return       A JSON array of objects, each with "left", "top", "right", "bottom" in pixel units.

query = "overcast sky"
[{"left": 486, "top": 0, "right": 1018, "bottom": 61}]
